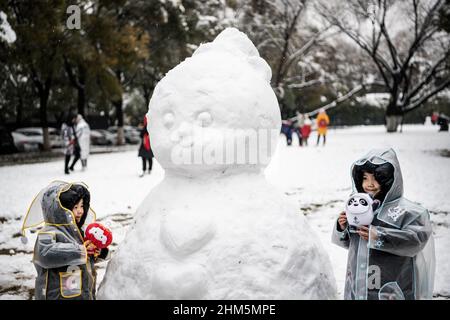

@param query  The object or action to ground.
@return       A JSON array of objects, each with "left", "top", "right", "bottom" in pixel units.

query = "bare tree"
[
  {"left": 237, "top": 0, "right": 335, "bottom": 112},
  {"left": 319, "top": 0, "right": 450, "bottom": 132}
]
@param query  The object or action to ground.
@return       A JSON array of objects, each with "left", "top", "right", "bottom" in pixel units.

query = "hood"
[
  {"left": 56, "top": 183, "right": 91, "bottom": 228},
  {"left": 351, "top": 148, "right": 403, "bottom": 204},
  {"left": 77, "top": 118, "right": 88, "bottom": 129},
  {"left": 41, "top": 182, "right": 74, "bottom": 225},
  {"left": 21, "top": 181, "right": 96, "bottom": 239}
]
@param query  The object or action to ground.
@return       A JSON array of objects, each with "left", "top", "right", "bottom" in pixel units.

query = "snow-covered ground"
[{"left": 0, "top": 124, "right": 449, "bottom": 299}]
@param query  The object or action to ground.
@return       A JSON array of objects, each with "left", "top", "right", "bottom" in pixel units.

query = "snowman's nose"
[
  {"left": 178, "top": 122, "right": 192, "bottom": 137},
  {"left": 170, "top": 122, "right": 193, "bottom": 143}
]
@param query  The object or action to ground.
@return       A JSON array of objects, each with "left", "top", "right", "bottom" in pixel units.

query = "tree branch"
[
  {"left": 403, "top": 49, "right": 450, "bottom": 105},
  {"left": 404, "top": 78, "right": 450, "bottom": 113}
]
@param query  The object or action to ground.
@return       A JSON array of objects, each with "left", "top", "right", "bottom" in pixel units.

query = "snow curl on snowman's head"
[{"left": 147, "top": 28, "right": 281, "bottom": 177}]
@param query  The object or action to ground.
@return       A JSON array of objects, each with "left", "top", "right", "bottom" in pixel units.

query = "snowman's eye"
[
  {"left": 348, "top": 199, "right": 354, "bottom": 206},
  {"left": 359, "top": 199, "right": 368, "bottom": 206},
  {"left": 196, "top": 111, "right": 212, "bottom": 127},
  {"left": 163, "top": 112, "right": 175, "bottom": 129}
]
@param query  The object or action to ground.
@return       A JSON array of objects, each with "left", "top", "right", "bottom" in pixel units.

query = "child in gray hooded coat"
[
  {"left": 332, "top": 148, "right": 435, "bottom": 300},
  {"left": 26, "top": 182, "right": 108, "bottom": 299}
]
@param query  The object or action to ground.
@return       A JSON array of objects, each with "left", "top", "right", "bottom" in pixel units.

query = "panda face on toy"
[
  {"left": 345, "top": 193, "right": 375, "bottom": 227},
  {"left": 347, "top": 196, "right": 370, "bottom": 214}
]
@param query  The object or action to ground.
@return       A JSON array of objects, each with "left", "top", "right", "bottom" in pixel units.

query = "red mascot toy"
[{"left": 84, "top": 223, "right": 113, "bottom": 249}]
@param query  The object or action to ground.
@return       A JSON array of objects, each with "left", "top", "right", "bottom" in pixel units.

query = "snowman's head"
[{"left": 147, "top": 28, "right": 281, "bottom": 177}]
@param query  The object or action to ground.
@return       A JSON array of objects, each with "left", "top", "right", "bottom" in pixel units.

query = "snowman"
[{"left": 98, "top": 28, "right": 336, "bottom": 299}]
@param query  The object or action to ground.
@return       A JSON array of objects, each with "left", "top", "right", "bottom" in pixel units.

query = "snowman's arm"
[
  {"left": 33, "top": 232, "right": 87, "bottom": 269},
  {"left": 368, "top": 211, "right": 432, "bottom": 257},
  {"left": 331, "top": 219, "right": 350, "bottom": 249}
]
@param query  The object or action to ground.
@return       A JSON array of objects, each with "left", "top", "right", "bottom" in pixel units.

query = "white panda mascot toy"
[{"left": 345, "top": 193, "right": 380, "bottom": 228}]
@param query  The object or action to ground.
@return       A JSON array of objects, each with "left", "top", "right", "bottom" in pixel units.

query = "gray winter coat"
[
  {"left": 61, "top": 123, "right": 75, "bottom": 156},
  {"left": 32, "top": 183, "right": 97, "bottom": 300},
  {"left": 332, "top": 148, "right": 435, "bottom": 300}
]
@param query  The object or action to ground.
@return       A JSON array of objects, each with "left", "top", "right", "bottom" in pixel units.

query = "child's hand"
[
  {"left": 84, "top": 240, "right": 98, "bottom": 256},
  {"left": 93, "top": 248, "right": 101, "bottom": 258},
  {"left": 357, "top": 226, "right": 378, "bottom": 241},
  {"left": 338, "top": 211, "right": 348, "bottom": 231}
]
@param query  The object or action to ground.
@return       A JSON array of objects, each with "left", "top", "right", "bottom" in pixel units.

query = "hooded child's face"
[
  {"left": 72, "top": 199, "right": 84, "bottom": 223},
  {"left": 362, "top": 172, "right": 381, "bottom": 197}
]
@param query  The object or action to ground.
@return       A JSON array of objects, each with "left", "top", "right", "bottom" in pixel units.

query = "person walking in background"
[
  {"left": 295, "top": 111, "right": 305, "bottom": 146},
  {"left": 316, "top": 108, "right": 330, "bottom": 146},
  {"left": 437, "top": 113, "right": 449, "bottom": 132},
  {"left": 301, "top": 114, "right": 312, "bottom": 146},
  {"left": 138, "top": 115, "right": 154, "bottom": 177},
  {"left": 73, "top": 114, "right": 91, "bottom": 171},
  {"left": 281, "top": 119, "right": 294, "bottom": 146},
  {"left": 61, "top": 114, "right": 77, "bottom": 175}
]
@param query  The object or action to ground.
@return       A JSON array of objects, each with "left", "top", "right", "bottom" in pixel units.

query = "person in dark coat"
[
  {"left": 61, "top": 114, "right": 78, "bottom": 174},
  {"left": 27, "top": 182, "right": 109, "bottom": 299},
  {"left": 437, "top": 113, "right": 449, "bottom": 132},
  {"left": 281, "top": 120, "right": 294, "bottom": 146},
  {"left": 138, "top": 115, "right": 154, "bottom": 177}
]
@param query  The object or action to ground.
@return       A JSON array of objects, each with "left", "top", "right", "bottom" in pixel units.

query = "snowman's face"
[
  {"left": 147, "top": 51, "right": 281, "bottom": 175},
  {"left": 346, "top": 196, "right": 371, "bottom": 215}
]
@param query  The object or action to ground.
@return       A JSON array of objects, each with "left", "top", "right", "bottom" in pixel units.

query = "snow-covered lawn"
[{"left": 0, "top": 124, "right": 449, "bottom": 299}]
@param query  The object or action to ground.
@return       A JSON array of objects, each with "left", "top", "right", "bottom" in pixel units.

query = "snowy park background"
[
  {"left": 1, "top": 0, "right": 450, "bottom": 300},
  {"left": 0, "top": 124, "right": 449, "bottom": 299}
]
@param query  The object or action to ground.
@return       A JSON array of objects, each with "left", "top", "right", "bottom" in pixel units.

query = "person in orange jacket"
[{"left": 316, "top": 108, "right": 330, "bottom": 146}]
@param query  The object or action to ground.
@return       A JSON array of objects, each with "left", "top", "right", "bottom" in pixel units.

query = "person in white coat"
[{"left": 73, "top": 114, "right": 91, "bottom": 171}]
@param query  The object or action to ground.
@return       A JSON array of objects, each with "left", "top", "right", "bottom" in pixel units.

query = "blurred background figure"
[
  {"left": 281, "top": 119, "right": 294, "bottom": 146},
  {"left": 431, "top": 111, "right": 449, "bottom": 131},
  {"left": 61, "top": 113, "right": 77, "bottom": 175},
  {"left": 74, "top": 114, "right": 91, "bottom": 171},
  {"left": 316, "top": 108, "right": 330, "bottom": 146},
  {"left": 437, "top": 113, "right": 449, "bottom": 132},
  {"left": 301, "top": 114, "right": 312, "bottom": 146},
  {"left": 138, "top": 116, "right": 153, "bottom": 177},
  {"left": 295, "top": 111, "right": 304, "bottom": 146},
  {"left": 431, "top": 111, "right": 439, "bottom": 125}
]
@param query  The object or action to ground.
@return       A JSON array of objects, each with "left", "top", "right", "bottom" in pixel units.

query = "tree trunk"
[
  {"left": 117, "top": 127, "right": 125, "bottom": 146},
  {"left": 113, "top": 98, "right": 125, "bottom": 145},
  {"left": 77, "top": 65, "right": 86, "bottom": 116},
  {"left": 77, "top": 86, "right": 85, "bottom": 117},
  {"left": 385, "top": 99, "right": 403, "bottom": 133},
  {"left": 39, "top": 92, "right": 51, "bottom": 151},
  {"left": 143, "top": 86, "right": 151, "bottom": 108},
  {"left": 16, "top": 96, "right": 23, "bottom": 127},
  {"left": 385, "top": 115, "right": 403, "bottom": 132}
]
